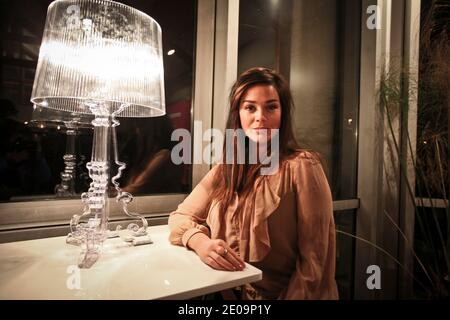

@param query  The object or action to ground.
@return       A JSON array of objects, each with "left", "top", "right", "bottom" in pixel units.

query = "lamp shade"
[
  {"left": 31, "top": 104, "right": 94, "bottom": 129},
  {"left": 31, "top": 0, "right": 165, "bottom": 117}
]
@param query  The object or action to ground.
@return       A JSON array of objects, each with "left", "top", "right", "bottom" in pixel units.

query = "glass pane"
[
  {"left": 413, "top": 207, "right": 448, "bottom": 299},
  {"left": 416, "top": 0, "right": 448, "bottom": 200},
  {"left": 413, "top": 0, "right": 449, "bottom": 299},
  {"left": 334, "top": 210, "right": 356, "bottom": 300},
  {"left": 238, "top": 0, "right": 361, "bottom": 200},
  {"left": 0, "top": 0, "right": 196, "bottom": 202}
]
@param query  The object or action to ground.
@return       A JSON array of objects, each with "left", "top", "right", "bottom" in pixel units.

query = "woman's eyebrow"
[{"left": 242, "top": 99, "right": 279, "bottom": 103}]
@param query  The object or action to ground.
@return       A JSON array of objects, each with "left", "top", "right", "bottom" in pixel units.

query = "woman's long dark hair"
[{"left": 210, "top": 67, "right": 300, "bottom": 215}]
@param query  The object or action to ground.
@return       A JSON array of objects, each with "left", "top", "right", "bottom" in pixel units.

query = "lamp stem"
[
  {"left": 70, "top": 102, "right": 111, "bottom": 268},
  {"left": 85, "top": 103, "right": 111, "bottom": 238}
]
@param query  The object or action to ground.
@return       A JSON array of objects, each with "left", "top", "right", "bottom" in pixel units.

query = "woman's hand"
[{"left": 187, "top": 233, "right": 245, "bottom": 271}]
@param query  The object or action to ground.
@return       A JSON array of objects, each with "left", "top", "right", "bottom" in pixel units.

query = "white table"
[{"left": 0, "top": 225, "right": 262, "bottom": 300}]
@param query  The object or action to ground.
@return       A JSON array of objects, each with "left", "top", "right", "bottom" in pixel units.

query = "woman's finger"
[
  {"left": 210, "top": 251, "right": 236, "bottom": 271},
  {"left": 221, "top": 245, "right": 245, "bottom": 270},
  {"left": 215, "top": 241, "right": 245, "bottom": 270},
  {"left": 216, "top": 241, "right": 245, "bottom": 264},
  {"left": 226, "top": 252, "right": 245, "bottom": 271},
  {"left": 205, "top": 256, "right": 224, "bottom": 270}
]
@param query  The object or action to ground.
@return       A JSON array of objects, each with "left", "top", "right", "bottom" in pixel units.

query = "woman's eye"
[
  {"left": 267, "top": 104, "right": 278, "bottom": 111},
  {"left": 244, "top": 105, "right": 255, "bottom": 111}
]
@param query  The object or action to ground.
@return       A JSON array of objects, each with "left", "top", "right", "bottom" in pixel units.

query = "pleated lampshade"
[{"left": 31, "top": 0, "right": 165, "bottom": 118}]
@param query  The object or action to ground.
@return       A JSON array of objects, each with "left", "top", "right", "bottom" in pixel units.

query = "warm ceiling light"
[{"left": 167, "top": 49, "right": 175, "bottom": 56}]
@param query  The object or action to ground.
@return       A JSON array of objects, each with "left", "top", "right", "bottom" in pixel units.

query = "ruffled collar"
[
  {"left": 245, "top": 172, "right": 282, "bottom": 262},
  {"left": 206, "top": 160, "right": 294, "bottom": 262}
]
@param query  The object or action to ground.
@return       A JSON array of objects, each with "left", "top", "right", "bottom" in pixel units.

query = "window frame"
[{"left": 353, "top": 0, "right": 422, "bottom": 299}]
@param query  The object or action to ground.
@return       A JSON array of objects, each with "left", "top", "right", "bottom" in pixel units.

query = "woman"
[{"left": 168, "top": 67, "right": 338, "bottom": 300}]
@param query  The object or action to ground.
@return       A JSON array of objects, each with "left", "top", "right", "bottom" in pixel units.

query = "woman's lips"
[{"left": 251, "top": 128, "right": 272, "bottom": 136}]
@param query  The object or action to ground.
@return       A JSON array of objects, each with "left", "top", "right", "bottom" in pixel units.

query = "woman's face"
[{"left": 239, "top": 84, "right": 281, "bottom": 143}]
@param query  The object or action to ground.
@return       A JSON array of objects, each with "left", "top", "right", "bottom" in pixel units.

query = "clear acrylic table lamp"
[{"left": 31, "top": 0, "right": 165, "bottom": 268}]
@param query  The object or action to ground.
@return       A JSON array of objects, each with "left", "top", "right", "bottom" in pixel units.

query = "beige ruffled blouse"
[{"left": 168, "top": 150, "right": 339, "bottom": 300}]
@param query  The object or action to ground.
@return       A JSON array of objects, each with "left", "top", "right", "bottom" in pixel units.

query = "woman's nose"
[{"left": 255, "top": 109, "right": 267, "bottom": 122}]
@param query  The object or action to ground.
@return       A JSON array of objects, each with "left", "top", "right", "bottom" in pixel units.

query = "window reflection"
[
  {"left": 0, "top": 106, "right": 53, "bottom": 200},
  {"left": 116, "top": 116, "right": 183, "bottom": 195}
]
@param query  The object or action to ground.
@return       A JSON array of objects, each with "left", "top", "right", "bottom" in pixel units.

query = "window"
[
  {"left": 0, "top": 0, "right": 198, "bottom": 240},
  {"left": 413, "top": 0, "right": 449, "bottom": 299},
  {"left": 237, "top": 0, "right": 362, "bottom": 299},
  {"left": 238, "top": 0, "right": 361, "bottom": 200}
]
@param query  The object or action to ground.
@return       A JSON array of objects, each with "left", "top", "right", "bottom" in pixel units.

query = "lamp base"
[{"left": 66, "top": 102, "right": 150, "bottom": 268}]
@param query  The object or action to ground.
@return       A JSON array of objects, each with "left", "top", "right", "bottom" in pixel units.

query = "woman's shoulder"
[
  {"left": 284, "top": 149, "right": 322, "bottom": 167},
  {"left": 198, "top": 163, "right": 221, "bottom": 187},
  {"left": 283, "top": 150, "right": 328, "bottom": 187}
]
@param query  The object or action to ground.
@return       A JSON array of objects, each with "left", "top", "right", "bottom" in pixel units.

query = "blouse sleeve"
[
  {"left": 168, "top": 165, "right": 218, "bottom": 247},
  {"left": 281, "top": 152, "right": 339, "bottom": 299}
]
